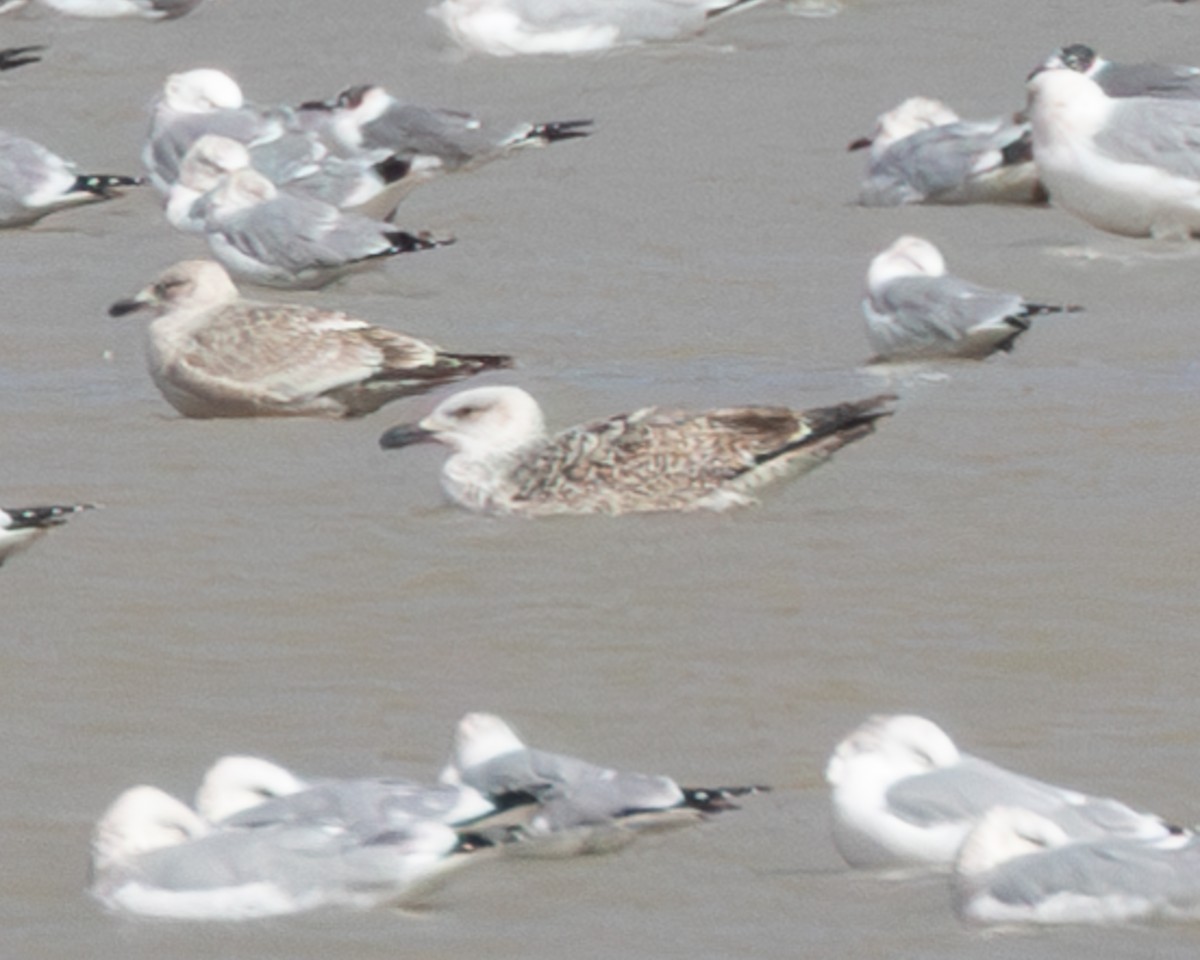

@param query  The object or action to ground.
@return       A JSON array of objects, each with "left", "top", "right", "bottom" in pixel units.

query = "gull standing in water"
[
  {"left": 379, "top": 385, "right": 894, "bottom": 515},
  {"left": 0, "top": 130, "right": 141, "bottom": 227},
  {"left": 954, "top": 806, "right": 1200, "bottom": 926},
  {"left": 826, "top": 714, "right": 1180, "bottom": 872},
  {"left": 428, "top": 0, "right": 772, "bottom": 57},
  {"left": 1027, "top": 62, "right": 1200, "bottom": 238},
  {"left": 850, "top": 97, "right": 1042, "bottom": 207},
  {"left": 109, "top": 260, "right": 510, "bottom": 418},
  {"left": 90, "top": 785, "right": 483, "bottom": 919},
  {"left": 0, "top": 503, "right": 94, "bottom": 566},
  {"left": 862, "top": 235, "right": 1080, "bottom": 362}
]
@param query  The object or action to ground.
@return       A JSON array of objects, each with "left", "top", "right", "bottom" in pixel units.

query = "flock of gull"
[{"left": 6, "top": 0, "right": 1200, "bottom": 935}]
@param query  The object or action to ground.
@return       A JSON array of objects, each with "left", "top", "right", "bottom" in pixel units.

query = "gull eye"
[{"left": 453, "top": 404, "right": 483, "bottom": 420}]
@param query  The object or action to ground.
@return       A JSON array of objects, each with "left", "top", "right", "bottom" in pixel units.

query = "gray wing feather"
[{"left": 1093, "top": 99, "right": 1200, "bottom": 181}]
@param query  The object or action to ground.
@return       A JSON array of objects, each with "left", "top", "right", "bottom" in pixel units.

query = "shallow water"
[{"left": 4, "top": 0, "right": 1200, "bottom": 956}]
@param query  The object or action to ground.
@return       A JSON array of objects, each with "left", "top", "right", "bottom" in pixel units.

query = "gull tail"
[
  {"left": 706, "top": 0, "right": 771, "bottom": 20},
  {"left": 4, "top": 503, "right": 96, "bottom": 530},
  {"left": 680, "top": 784, "right": 771, "bottom": 813},
  {"left": 381, "top": 230, "right": 456, "bottom": 257},
  {"left": 0, "top": 45, "right": 44, "bottom": 71},
  {"left": 526, "top": 120, "right": 594, "bottom": 145},
  {"left": 71, "top": 174, "right": 145, "bottom": 198}
]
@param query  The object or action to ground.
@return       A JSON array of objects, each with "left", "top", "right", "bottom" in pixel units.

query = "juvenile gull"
[
  {"left": 1040, "top": 44, "right": 1200, "bottom": 100},
  {"left": 196, "top": 168, "right": 451, "bottom": 289},
  {"left": 428, "top": 0, "right": 771, "bottom": 57},
  {"left": 850, "top": 97, "right": 1042, "bottom": 207},
  {"left": 195, "top": 755, "right": 498, "bottom": 832},
  {"left": 0, "top": 45, "right": 43, "bottom": 70},
  {"left": 1027, "top": 64, "right": 1200, "bottom": 238},
  {"left": 379, "top": 385, "right": 894, "bottom": 515},
  {"left": 862, "top": 235, "right": 1079, "bottom": 362},
  {"left": 304, "top": 83, "right": 591, "bottom": 197},
  {"left": 108, "top": 260, "right": 511, "bottom": 418},
  {"left": 90, "top": 785, "right": 482, "bottom": 919},
  {"left": 0, "top": 503, "right": 94, "bottom": 566},
  {"left": 439, "top": 712, "right": 766, "bottom": 852},
  {"left": 0, "top": 130, "right": 141, "bottom": 227},
  {"left": 826, "top": 715, "right": 1179, "bottom": 873},
  {"left": 954, "top": 806, "right": 1200, "bottom": 926}
]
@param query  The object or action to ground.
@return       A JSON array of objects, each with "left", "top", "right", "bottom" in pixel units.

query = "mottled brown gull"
[
  {"left": 109, "top": 260, "right": 512, "bottom": 419},
  {"left": 379, "top": 385, "right": 895, "bottom": 515}
]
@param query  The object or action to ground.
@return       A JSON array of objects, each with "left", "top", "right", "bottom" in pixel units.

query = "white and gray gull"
[
  {"left": 379, "top": 385, "right": 895, "bottom": 515},
  {"left": 1039, "top": 43, "right": 1200, "bottom": 100},
  {"left": 109, "top": 259, "right": 510, "bottom": 418},
  {"left": 862, "top": 235, "right": 1080, "bottom": 362}
]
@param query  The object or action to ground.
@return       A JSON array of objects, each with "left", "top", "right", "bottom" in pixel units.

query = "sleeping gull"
[
  {"left": 0, "top": 130, "right": 141, "bottom": 227},
  {"left": 0, "top": 503, "right": 94, "bottom": 566},
  {"left": 954, "top": 806, "right": 1200, "bottom": 926},
  {"left": 0, "top": 45, "right": 43, "bottom": 70},
  {"left": 195, "top": 755, "right": 498, "bottom": 832},
  {"left": 379, "top": 385, "right": 894, "bottom": 515},
  {"left": 826, "top": 714, "right": 1180, "bottom": 873},
  {"left": 428, "top": 0, "right": 772, "bottom": 57},
  {"left": 108, "top": 259, "right": 511, "bottom": 418},
  {"left": 1039, "top": 44, "right": 1200, "bottom": 100},
  {"left": 90, "top": 785, "right": 484, "bottom": 919},
  {"left": 862, "top": 235, "right": 1080, "bottom": 362},
  {"left": 850, "top": 97, "right": 1043, "bottom": 207},
  {"left": 1027, "top": 63, "right": 1200, "bottom": 238},
  {"left": 196, "top": 168, "right": 452, "bottom": 289},
  {"left": 439, "top": 712, "right": 767, "bottom": 853},
  {"left": 303, "top": 83, "right": 591, "bottom": 195}
]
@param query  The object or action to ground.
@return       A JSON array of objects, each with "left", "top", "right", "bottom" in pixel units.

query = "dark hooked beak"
[
  {"left": 379, "top": 423, "right": 435, "bottom": 449},
  {"left": 108, "top": 295, "right": 151, "bottom": 317}
]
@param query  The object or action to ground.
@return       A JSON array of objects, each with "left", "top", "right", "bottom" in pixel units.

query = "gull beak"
[
  {"left": 847, "top": 135, "right": 874, "bottom": 152},
  {"left": 379, "top": 422, "right": 436, "bottom": 449},
  {"left": 107, "top": 288, "right": 155, "bottom": 317}
]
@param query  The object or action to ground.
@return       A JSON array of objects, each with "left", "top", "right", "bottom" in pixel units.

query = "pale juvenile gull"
[
  {"left": 0, "top": 503, "right": 94, "bottom": 566},
  {"left": 826, "top": 714, "right": 1180, "bottom": 873},
  {"left": 196, "top": 168, "right": 452, "bottom": 289},
  {"left": 143, "top": 69, "right": 291, "bottom": 194},
  {"left": 862, "top": 235, "right": 1080, "bottom": 362},
  {"left": 379, "top": 385, "right": 894, "bottom": 516},
  {"left": 0, "top": 45, "right": 43, "bottom": 70},
  {"left": 850, "top": 97, "right": 1042, "bottom": 207},
  {"left": 439, "top": 712, "right": 767, "bottom": 853},
  {"left": 428, "top": 0, "right": 771, "bottom": 56},
  {"left": 1040, "top": 44, "right": 1200, "bottom": 100},
  {"left": 21, "top": 0, "right": 203, "bottom": 16},
  {"left": 108, "top": 260, "right": 510, "bottom": 418},
  {"left": 90, "top": 785, "right": 483, "bottom": 919},
  {"left": 955, "top": 806, "right": 1200, "bottom": 926},
  {"left": 1027, "top": 64, "right": 1200, "bottom": 238},
  {"left": 302, "top": 83, "right": 591, "bottom": 199},
  {"left": 195, "top": 755, "right": 498, "bottom": 833},
  {"left": 0, "top": 130, "right": 141, "bottom": 227}
]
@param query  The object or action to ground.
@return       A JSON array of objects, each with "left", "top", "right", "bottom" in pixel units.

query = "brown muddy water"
[{"left": 3, "top": 0, "right": 1200, "bottom": 957}]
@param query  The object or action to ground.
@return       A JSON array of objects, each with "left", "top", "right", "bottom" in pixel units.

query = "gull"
[
  {"left": 955, "top": 806, "right": 1200, "bottom": 926},
  {"left": 0, "top": 503, "right": 94, "bottom": 566},
  {"left": 849, "top": 97, "right": 1043, "bottom": 206},
  {"left": 1039, "top": 44, "right": 1200, "bottom": 100},
  {"left": 439, "top": 712, "right": 766, "bottom": 852},
  {"left": 428, "top": 0, "right": 772, "bottom": 57},
  {"left": 0, "top": 46, "right": 43, "bottom": 70},
  {"left": 144, "top": 69, "right": 291, "bottom": 194},
  {"left": 108, "top": 260, "right": 510, "bottom": 418},
  {"left": 90, "top": 785, "right": 484, "bottom": 920},
  {"left": 0, "top": 130, "right": 141, "bottom": 227},
  {"left": 825, "top": 714, "right": 1179, "bottom": 873},
  {"left": 196, "top": 168, "right": 452, "bottom": 289},
  {"left": 1027, "top": 64, "right": 1200, "bottom": 238},
  {"left": 862, "top": 235, "right": 1080, "bottom": 362},
  {"left": 379, "top": 385, "right": 895, "bottom": 516},
  {"left": 25, "top": 0, "right": 204, "bottom": 16},
  {"left": 194, "top": 755, "right": 498, "bottom": 833},
  {"left": 303, "top": 83, "right": 591, "bottom": 197}
]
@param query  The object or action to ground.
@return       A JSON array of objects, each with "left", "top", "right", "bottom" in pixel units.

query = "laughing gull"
[
  {"left": 0, "top": 503, "right": 94, "bottom": 566},
  {"left": 428, "top": 0, "right": 772, "bottom": 56},
  {"left": 379, "top": 385, "right": 895, "bottom": 515},
  {"left": 826, "top": 714, "right": 1180, "bottom": 873},
  {"left": 1039, "top": 44, "right": 1200, "bottom": 100},
  {"left": 955, "top": 806, "right": 1200, "bottom": 926},
  {"left": 90, "top": 785, "right": 483, "bottom": 919},
  {"left": 108, "top": 260, "right": 510, "bottom": 417},
  {"left": 850, "top": 97, "right": 1042, "bottom": 206},
  {"left": 862, "top": 235, "right": 1080, "bottom": 362}
]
